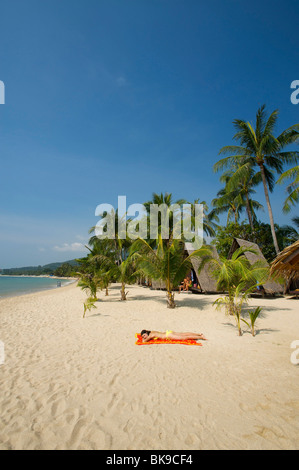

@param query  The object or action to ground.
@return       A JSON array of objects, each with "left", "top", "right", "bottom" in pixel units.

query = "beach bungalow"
[
  {"left": 184, "top": 243, "right": 219, "bottom": 294},
  {"left": 228, "top": 238, "right": 283, "bottom": 296},
  {"left": 270, "top": 239, "right": 299, "bottom": 296}
]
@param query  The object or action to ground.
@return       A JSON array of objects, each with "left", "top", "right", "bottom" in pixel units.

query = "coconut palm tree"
[
  {"left": 88, "top": 208, "right": 132, "bottom": 265},
  {"left": 144, "top": 192, "right": 186, "bottom": 212},
  {"left": 83, "top": 296, "right": 97, "bottom": 319},
  {"left": 210, "top": 247, "right": 269, "bottom": 336},
  {"left": 131, "top": 236, "right": 206, "bottom": 308},
  {"left": 277, "top": 164, "right": 299, "bottom": 213},
  {"left": 143, "top": 192, "right": 187, "bottom": 246},
  {"left": 77, "top": 273, "right": 101, "bottom": 300},
  {"left": 91, "top": 247, "right": 138, "bottom": 301},
  {"left": 211, "top": 186, "right": 245, "bottom": 225},
  {"left": 224, "top": 162, "right": 264, "bottom": 231},
  {"left": 241, "top": 306, "right": 262, "bottom": 337},
  {"left": 214, "top": 105, "right": 299, "bottom": 254}
]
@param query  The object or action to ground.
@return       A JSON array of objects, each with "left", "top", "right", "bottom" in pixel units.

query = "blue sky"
[{"left": 0, "top": 0, "right": 298, "bottom": 268}]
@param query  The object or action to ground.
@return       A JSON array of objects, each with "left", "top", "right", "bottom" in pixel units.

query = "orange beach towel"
[{"left": 135, "top": 333, "right": 202, "bottom": 346}]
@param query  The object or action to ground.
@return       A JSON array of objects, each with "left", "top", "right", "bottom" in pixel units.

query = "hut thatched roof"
[
  {"left": 185, "top": 243, "right": 218, "bottom": 293},
  {"left": 270, "top": 239, "right": 299, "bottom": 280},
  {"left": 228, "top": 238, "right": 283, "bottom": 294}
]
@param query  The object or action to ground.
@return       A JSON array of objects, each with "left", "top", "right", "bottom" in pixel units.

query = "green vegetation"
[
  {"left": 214, "top": 104, "right": 299, "bottom": 254},
  {"left": 212, "top": 221, "right": 298, "bottom": 262},
  {"left": 209, "top": 246, "right": 269, "bottom": 336},
  {"left": 13, "top": 104, "right": 293, "bottom": 330},
  {"left": 76, "top": 109, "right": 298, "bottom": 322},
  {"left": 241, "top": 306, "right": 262, "bottom": 337},
  {"left": 83, "top": 297, "right": 97, "bottom": 319},
  {"left": 1, "top": 260, "right": 78, "bottom": 277},
  {"left": 277, "top": 164, "right": 299, "bottom": 213},
  {"left": 131, "top": 236, "right": 206, "bottom": 308}
]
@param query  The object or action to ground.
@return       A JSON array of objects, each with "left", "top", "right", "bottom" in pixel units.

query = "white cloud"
[{"left": 52, "top": 242, "right": 87, "bottom": 253}]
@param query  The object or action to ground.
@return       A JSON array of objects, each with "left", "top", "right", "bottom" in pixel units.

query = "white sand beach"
[{"left": 0, "top": 282, "right": 298, "bottom": 450}]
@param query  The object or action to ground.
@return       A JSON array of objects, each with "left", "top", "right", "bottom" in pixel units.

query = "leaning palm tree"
[
  {"left": 214, "top": 105, "right": 299, "bottom": 254},
  {"left": 131, "top": 236, "right": 208, "bottom": 308},
  {"left": 277, "top": 164, "right": 299, "bottom": 213}
]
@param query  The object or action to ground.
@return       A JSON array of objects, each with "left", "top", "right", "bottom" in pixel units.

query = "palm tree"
[
  {"left": 144, "top": 192, "right": 187, "bottom": 246},
  {"left": 241, "top": 306, "right": 262, "bottom": 337},
  {"left": 83, "top": 297, "right": 97, "bottom": 319},
  {"left": 210, "top": 247, "right": 269, "bottom": 336},
  {"left": 214, "top": 105, "right": 299, "bottom": 254},
  {"left": 224, "top": 162, "right": 264, "bottom": 231},
  {"left": 144, "top": 192, "right": 186, "bottom": 212},
  {"left": 131, "top": 236, "right": 205, "bottom": 308},
  {"left": 211, "top": 186, "right": 245, "bottom": 225},
  {"left": 277, "top": 164, "right": 299, "bottom": 213},
  {"left": 91, "top": 247, "right": 138, "bottom": 301},
  {"left": 88, "top": 209, "right": 132, "bottom": 265},
  {"left": 77, "top": 273, "right": 100, "bottom": 299}
]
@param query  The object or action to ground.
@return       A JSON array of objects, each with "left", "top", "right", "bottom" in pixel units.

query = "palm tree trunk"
[
  {"left": 166, "top": 290, "right": 176, "bottom": 308},
  {"left": 259, "top": 164, "right": 280, "bottom": 254},
  {"left": 120, "top": 282, "right": 126, "bottom": 300},
  {"left": 245, "top": 192, "right": 254, "bottom": 232},
  {"left": 235, "top": 306, "right": 243, "bottom": 336}
]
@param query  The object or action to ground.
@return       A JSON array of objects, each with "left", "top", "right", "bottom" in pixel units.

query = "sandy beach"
[{"left": 0, "top": 282, "right": 298, "bottom": 450}]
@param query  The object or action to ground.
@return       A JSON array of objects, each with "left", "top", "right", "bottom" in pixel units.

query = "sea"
[{"left": 0, "top": 276, "right": 74, "bottom": 298}]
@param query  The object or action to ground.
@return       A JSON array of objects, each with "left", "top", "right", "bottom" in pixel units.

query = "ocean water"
[{"left": 0, "top": 276, "right": 74, "bottom": 298}]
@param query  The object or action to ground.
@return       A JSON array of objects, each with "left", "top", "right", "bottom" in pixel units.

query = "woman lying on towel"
[{"left": 140, "top": 329, "right": 207, "bottom": 342}]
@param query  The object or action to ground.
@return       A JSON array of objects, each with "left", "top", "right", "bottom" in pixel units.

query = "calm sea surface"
[{"left": 0, "top": 276, "right": 74, "bottom": 298}]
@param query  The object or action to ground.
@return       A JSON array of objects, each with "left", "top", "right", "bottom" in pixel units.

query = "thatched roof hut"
[
  {"left": 228, "top": 238, "right": 283, "bottom": 295},
  {"left": 185, "top": 243, "right": 219, "bottom": 293},
  {"left": 270, "top": 239, "right": 299, "bottom": 281}
]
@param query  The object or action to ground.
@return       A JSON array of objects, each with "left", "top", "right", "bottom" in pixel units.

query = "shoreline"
[
  {"left": 0, "top": 282, "right": 298, "bottom": 450},
  {"left": 0, "top": 277, "right": 78, "bottom": 300},
  {"left": 0, "top": 274, "right": 77, "bottom": 279}
]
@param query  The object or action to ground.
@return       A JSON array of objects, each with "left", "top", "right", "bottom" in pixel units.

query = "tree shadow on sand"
[
  {"left": 88, "top": 314, "right": 111, "bottom": 318},
  {"left": 95, "top": 285, "right": 216, "bottom": 310},
  {"left": 221, "top": 320, "right": 279, "bottom": 336},
  {"left": 174, "top": 295, "right": 217, "bottom": 310}
]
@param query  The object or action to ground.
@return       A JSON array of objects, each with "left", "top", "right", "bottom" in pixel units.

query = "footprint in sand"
[
  {"left": 51, "top": 398, "right": 67, "bottom": 417},
  {"left": 67, "top": 417, "right": 91, "bottom": 448}
]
